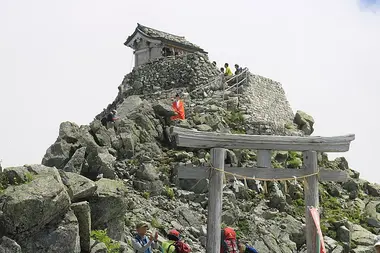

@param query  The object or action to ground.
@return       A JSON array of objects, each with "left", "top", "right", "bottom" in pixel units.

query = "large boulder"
[
  {"left": 63, "top": 147, "right": 86, "bottom": 173},
  {"left": 19, "top": 210, "right": 81, "bottom": 253},
  {"left": 0, "top": 236, "right": 21, "bottom": 253},
  {"left": 64, "top": 172, "right": 97, "bottom": 202},
  {"left": 351, "top": 224, "right": 375, "bottom": 246},
  {"left": 153, "top": 101, "right": 176, "bottom": 117},
  {"left": 293, "top": 110, "right": 314, "bottom": 135},
  {"left": 0, "top": 166, "right": 71, "bottom": 239},
  {"left": 85, "top": 151, "right": 117, "bottom": 180},
  {"left": 89, "top": 179, "right": 128, "bottom": 240}
]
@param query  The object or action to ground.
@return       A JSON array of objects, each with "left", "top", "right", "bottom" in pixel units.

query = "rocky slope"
[{"left": 1, "top": 53, "right": 380, "bottom": 253}]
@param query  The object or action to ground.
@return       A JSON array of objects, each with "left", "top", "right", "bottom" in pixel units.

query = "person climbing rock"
[
  {"left": 171, "top": 94, "right": 185, "bottom": 120},
  {"left": 132, "top": 222, "right": 158, "bottom": 253},
  {"left": 161, "top": 229, "right": 191, "bottom": 253},
  {"left": 224, "top": 63, "right": 233, "bottom": 76},
  {"left": 101, "top": 109, "right": 119, "bottom": 129}
]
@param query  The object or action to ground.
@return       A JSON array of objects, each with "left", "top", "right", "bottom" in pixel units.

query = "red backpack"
[
  {"left": 168, "top": 240, "right": 191, "bottom": 253},
  {"left": 220, "top": 227, "right": 239, "bottom": 253}
]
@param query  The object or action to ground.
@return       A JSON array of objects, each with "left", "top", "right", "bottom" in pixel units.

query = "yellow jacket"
[
  {"left": 161, "top": 240, "right": 176, "bottom": 253},
  {"left": 225, "top": 67, "right": 233, "bottom": 76}
]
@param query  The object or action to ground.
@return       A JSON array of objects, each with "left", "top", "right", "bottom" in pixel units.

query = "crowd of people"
[
  {"left": 132, "top": 223, "right": 259, "bottom": 253},
  {"left": 212, "top": 61, "right": 243, "bottom": 77}
]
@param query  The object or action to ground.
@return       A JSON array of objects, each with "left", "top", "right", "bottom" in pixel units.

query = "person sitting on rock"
[
  {"left": 238, "top": 241, "right": 259, "bottom": 253},
  {"left": 170, "top": 94, "right": 185, "bottom": 121},
  {"left": 161, "top": 229, "right": 191, "bottom": 253},
  {"left": 374, "top": 236, "right": 380, "bottom": 253},
  {"left": 234, "top": 64, "right": 243, "bottom": 75},
  {"left": 132, "top": 222, "right": 158, "bottom": 253},
  {"left": 224, "top": 63, "right": 233, "bottom": 76}
]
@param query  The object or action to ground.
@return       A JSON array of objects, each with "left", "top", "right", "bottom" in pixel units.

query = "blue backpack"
[{"left": 245, "top": 245, "right": 258, "bottom": 253}]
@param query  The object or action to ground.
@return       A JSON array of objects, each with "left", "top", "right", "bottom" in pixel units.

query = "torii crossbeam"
[{"left": 170, "top": 126, "right": 355, "bottom": 253}]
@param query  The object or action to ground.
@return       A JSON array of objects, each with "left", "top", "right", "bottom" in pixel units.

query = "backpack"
[
  {"left": 168, "top": 241, "right": 191, "bottom": 253},
  {"left": 245, "top": 245, "right": 259, "bottom": 253},
  {"left": 220, "top": 227, "right": 238, "bottom": 253}
]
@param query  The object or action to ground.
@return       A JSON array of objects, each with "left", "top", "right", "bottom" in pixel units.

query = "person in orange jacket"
[{"left": 171, "top": 94, "right": 185, "bottom": 120}]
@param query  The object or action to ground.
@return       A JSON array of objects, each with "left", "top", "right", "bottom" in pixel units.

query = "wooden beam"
[
  {"left": 206, "top": 148, "right": 225, "bottom": 253},
  {"left": 170, "top": 127, "right": 355, "bottom": 152},
  {"left": 304, "top": 151, "right": 319, "bottom": 253},
  {"left": 177, "top": 166, "right": 348, "bottom": 182}
]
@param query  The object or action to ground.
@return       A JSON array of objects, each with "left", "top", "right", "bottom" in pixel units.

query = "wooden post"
[
  {"left": 304, "top": 151, "right": 319, "bottom": 253},
  {"left": 257, "top": 150, "right": 271, "bottom": 168},
  {"left": 206, "top": 148, "right": 225, "bottom": 253}
]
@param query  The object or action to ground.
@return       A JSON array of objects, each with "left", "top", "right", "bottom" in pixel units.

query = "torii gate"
[{"left": 170, "top": 126, "right": 355, "bottom": 253}]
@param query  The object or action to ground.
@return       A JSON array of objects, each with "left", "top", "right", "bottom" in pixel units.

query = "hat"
[
  {"left": 375, "top": 236, "right": 380, "bottom": 247},
  {"left": 136, "top": 222, "right": 149, "bottom": 229},
  {"left": 168, "top": 229, "right": 180, "bottom": 237},
  {"left": 112, "top": 109, "right": 117, "bottom": 114}
]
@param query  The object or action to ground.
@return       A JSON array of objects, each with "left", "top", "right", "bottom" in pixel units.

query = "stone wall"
[
  {"left": 240, "top": 74, "right": 294, "bottom": 127},
  {"left": 101, "top": 53, "right": 294, "bottom": 133}
]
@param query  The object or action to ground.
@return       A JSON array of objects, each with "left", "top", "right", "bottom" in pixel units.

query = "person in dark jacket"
[{"left": 105, "top": 109, "right": 119, "bottom": 129}]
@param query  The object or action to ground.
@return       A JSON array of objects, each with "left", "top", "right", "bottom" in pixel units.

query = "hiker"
[
  {"left": 220, "top": 227, "right": 239, "bottom": 253},
  {"left": 132, "top": 222, "right": 158, "bottom": 253},
  {"left": 212, "top": 61, "right": 217, "bottom": 67},
  {"left": 161, "top": 229, "right": 191, "bottom": 253},
  {"left": 238, "top": 242, "right": 259, "bottom": 253},
  {"left": 375, "top": 236, "right": 380, "bottom": 253},
  {"left": 224, "top": 63, "right": 233, "bottom": 76},
  {"left": 220, "top": 67, "right": 225, "bottom": 73},
  {"left": 234, "top": 64, "right": 243, "bottom": 75},
  {"left": 170, "top": 94, "right": 185, "bottom": 120},
  {"left": 101, "top": 109, "right": 119, "bottom": 128}
]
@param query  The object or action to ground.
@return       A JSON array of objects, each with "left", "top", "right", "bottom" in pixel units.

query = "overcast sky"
[{"left": 0, "top": 0, "right": 379, "bottom": 183}]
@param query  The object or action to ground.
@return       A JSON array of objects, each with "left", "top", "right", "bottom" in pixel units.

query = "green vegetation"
[
  {"left": 286, "top": 151, "right": 302, "bottom": 168},
  {"left": 237, "top": 219, "right": 250, "bottom": 234},
  {"left": 151, "top": 217, "right": 164, "bottom": 229},
  {"left": 142, "top": 192, "right": 150, "bottom": 199},
  {"left": 164, "top": 185, "right": 175, "bottom": 200},
  {"left": 0, "top": 173, "right": 8, "bottom": 193},
  {"left": 25, "top": 172, "right": 34, "bottom": 183},
  {"left": 90, "top": 229, "right": 120, "bottom": 253},
  {"left": 224, "top": 111, "right": 245, "bottom": 133}
]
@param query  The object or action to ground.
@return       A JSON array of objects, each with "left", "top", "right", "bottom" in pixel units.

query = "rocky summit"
[{"left": 1, "top": 52, "right": 380, "bottom": 253}]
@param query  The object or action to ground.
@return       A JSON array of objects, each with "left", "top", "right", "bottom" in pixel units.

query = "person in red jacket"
[{"left": 171, "top": 94, "right": 185, "bottom": 120}]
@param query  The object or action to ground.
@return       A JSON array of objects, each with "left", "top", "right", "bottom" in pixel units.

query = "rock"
[
  {"left": 153, "top": 102, "right": 176, "bottom": 117},
  {"left": 364, "top": 201, "right": 380, "bottom": 228},
  {"left": 71, "top": 201, "right": 91, "bottom": 253},
  {"left": 64, "top": 172, "right": 97, "bottom": 202},
  {"left": 0, "top": 236, "right": 21, "bottom": 253},
  {"left": 343, "top": 179, "right": 359, "bottom": 193},
  {"left": 63, "top": 147, "right": 86, "bottom": 173},
  {"left": 293, "top": 110, "right": 314, "bottom": 135},
  {"left": 274, "top": 151, "right": 288, "bottom": 163},
  {"left": 135, "top": 163, "right": 159, "bottom": 181},
  {"left": 351, "top": 246, "right": 373, "bottom": 253},
  {"left": 86, "top": 151, "right": 116, "bottom": 179},
  {"left": 0, "top": 172, "right": 70, "bottom": 238},
  {"left": 20, "top": 210, "right": 81, "bottom": 253},
  {"left": 89, "top": 179, "right": 128, "bottom": 240},
  {"left": 195, "top": 124, "right": 212, "bottom": 132},
  {"left": 324, "top": 236, "right": 344, "bottom": 253},
  {"left": 351, "top": 224, "right": 375, "bottom": 246},
  {"left": 337, "top": 226, "right": 351, "bottom": 245},
  {"left": 90, "top": 240, "right": 107, "bottom": 253},
  {"left": 41, "top": 140, "right": 74, "bottom": 169},
  {"left": 366, "top": 183, "right": 380, "bottom": 197},
  {"left": 59, "top": 121, "right": 80, "bottom": 143},
  {"left": 116, "top": 95, "right": 143, "bottom": 118}
]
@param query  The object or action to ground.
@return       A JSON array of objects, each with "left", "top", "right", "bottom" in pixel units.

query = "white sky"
[{"left": 0, "top": 0, "right": 379, "bottom": 183}]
